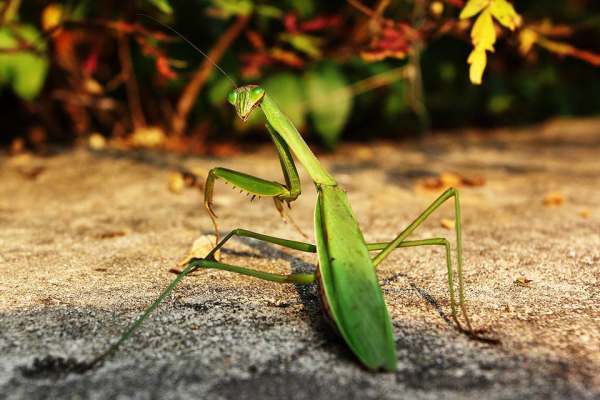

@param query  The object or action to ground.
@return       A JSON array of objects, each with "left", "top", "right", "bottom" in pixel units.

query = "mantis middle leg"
[{"left": 92, "top": 228, "right": 318, "bottom": 367}]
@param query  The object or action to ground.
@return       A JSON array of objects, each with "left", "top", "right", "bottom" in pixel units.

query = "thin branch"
[
  {"left": 117, "top": 33, "right": 146, "bottom": 130},
  {"left": 347, "top": 0, "right": 376, "bottom": 18},
  {"left": 171, "top": 15, "right": 249, "bottom": 136}
]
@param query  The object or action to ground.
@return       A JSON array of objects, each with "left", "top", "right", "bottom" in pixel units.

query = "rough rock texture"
[{"left": 1, "top": 118, "right": 598, "bottom": 399}]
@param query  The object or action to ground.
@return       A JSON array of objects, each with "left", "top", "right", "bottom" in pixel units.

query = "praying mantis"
[
  {"left": 91, "top": 17, "right": 474, "bottom": 372},
  {"left": 93, "top": 84, "right": 474, "bottom": 372}
]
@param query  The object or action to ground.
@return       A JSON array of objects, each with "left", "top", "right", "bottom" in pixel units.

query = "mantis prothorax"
[{"left": 90, "top": 18, "right": 475, "bottom": 372}]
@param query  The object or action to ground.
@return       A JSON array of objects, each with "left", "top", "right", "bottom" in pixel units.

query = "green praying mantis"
[{"left": 90, "top": 19, "right": 475, "bottom": 372}]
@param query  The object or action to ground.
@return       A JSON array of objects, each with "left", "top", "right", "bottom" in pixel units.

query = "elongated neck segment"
[{"left": 260, "top": 94, "right": 337, "bottom": 186}]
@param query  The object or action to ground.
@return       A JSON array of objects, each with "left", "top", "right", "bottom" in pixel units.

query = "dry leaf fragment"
[
  {"left": 88, "top": 133, "right": 107, "bottom": 150},
  {"left": 10, "top": 138, "right": 25, "bottom": 155},
  {"left": 129, "top": 126, "right": 166, "bottom": 148},
  {"left": 461, "top": 175, "right": 486, "bottom": 187},
  {"left": 10, "top": 154, "right": 46, "bottom": 180},
  {"left": 17, "top": 165, "right": 46, "bottom": 180},
  {"left": 417, "top": 172, "right": 485, "bottom": 191},
  {"left": 168, "top": 169, "right": 205, "bottom": 193},
  {"left": 440, "top": 218, "right": 456, "bottom": 230},
  {"left": 168, "top": 172, "right": 185, "bottom": 194},
  {"left": 578, "top": 209, "right": 591, "bottom": 218},
  {"left": 179, "top": 235, "right": 220, "bottom": 266},
  {"left": 514, "top": 276, "right": 532, "bottom": 287},
  {"left": 95, "top": 230, "right": 127, "bottom": 239},
  {"left": 543, "top": 192, "right": 565, "bottom": 207}
]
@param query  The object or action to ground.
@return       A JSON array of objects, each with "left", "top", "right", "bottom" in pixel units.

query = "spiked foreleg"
[{"left": 203, "top": 124, "right": 303, "bottom": 242}]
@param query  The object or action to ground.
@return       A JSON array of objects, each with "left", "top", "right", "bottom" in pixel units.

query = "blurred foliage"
[
  {"left": 0, "top": 24, "right": 48, "bottom": 99},
  {"left": 0, "top": 0, "right": 598, "bottom": 152}
]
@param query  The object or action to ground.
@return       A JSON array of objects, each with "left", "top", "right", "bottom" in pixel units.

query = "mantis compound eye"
[
  {"left": 251, "top": 86, "right": 265, "bottom": 98},
  {"left": 227, "top": 90, "right": 238, "bottom": 106}
]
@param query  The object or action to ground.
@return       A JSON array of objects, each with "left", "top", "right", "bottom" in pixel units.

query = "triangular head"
[{"left": 227, "top": 85, "right": 265, "bottom": 122}]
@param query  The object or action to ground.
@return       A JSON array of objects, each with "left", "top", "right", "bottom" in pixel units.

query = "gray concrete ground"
[{"left": 0, "top": 118, "right": 598, "bottom": 399}]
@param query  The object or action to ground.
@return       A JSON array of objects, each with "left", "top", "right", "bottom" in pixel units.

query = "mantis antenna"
[
  {"left": 137, "top": 13, "right": 238, "bottom": 87},
  {"left": 138, "top": 14, "right": 307, "bottom": 238}
]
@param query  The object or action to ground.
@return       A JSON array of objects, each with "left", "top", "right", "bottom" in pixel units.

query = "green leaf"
[
  {"left": 286, "top": 0, "right": 315, "bottom": 17},
  {"left": 210, "top": 0, "right": 253, "bottom": 17},
  {"left": 383, "top": 82, "right": 407, "bottom": 120},
  {"left": 263, "top": 73, "right": 306, "bottom": 128},
  {"left": 489, "top": 0, "right": 521, "bottom": 30},
  {"left": 240, "top": 73, "right": 306, "bottom": 130},
  {"left": 459, "top": 0, "right": 489, "bottom": 19},
  {"left": 207, "top": 77, "right": 235, "bottom": 106},
  {"left": 145, "top": 0, "right": 173, "bottom": 14},
  {"left": 255, "top": 4, "right": 283, "bottom": 19},
  {"left": 279, "top": 33, "right": 322, "bottom": 59},
  {"left": 304, "top": 63, "right": 352, "bottom": 149},
  {"left": 0, "top": 25, "right": 48, "bottom": 100}
]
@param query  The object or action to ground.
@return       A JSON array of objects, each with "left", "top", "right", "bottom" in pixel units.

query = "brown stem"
[
  {"left": 0, "top": 0, "right": 20, "bottom": 25},
  {"left": 117, "top": 33, "right": 146, "bottom": 130},
  {"left": 171, "top": 15, "right": 249, "bottom": 136},
  {"left": 408, "top": 0, "right": 429, "bottom": 134}
]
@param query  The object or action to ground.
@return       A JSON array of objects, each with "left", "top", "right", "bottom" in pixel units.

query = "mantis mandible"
[{"left": 91, "top": 18, "right": 474, "bottom": 372}]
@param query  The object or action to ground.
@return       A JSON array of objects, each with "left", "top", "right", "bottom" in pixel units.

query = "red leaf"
[
  {"left": 246, "top": 30, "right": 266, "bottom": 50},
  {"left": 240, "top": 52, "right": 272, "bottom": 78},
  {"left": 299, "top": 15, "right": 342, "bottom": 32},
  {"left": 83, "top": 48, "right": 99, "bottom": 75},
  {"left": 156, "top": 56, "right": 177, "bottom": 80},
  {"left": 284, "top": 13, "right": 298, "bottom": 33},
  {"left": 444, "top": 0, "right": 465, "bottom": 8},
  {"left": 361, "top": 20, "right": 419, "bottom": 62}
]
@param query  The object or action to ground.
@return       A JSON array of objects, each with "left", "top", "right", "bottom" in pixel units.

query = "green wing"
[{"left": 314, "top": 185, "right": 396, "bottom": 371}]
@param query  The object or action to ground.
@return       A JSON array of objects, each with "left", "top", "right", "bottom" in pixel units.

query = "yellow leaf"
[
  {"left": 489, "top": 0, "right": 521, "bottom": 30},
  {"left": 430, "top": 1, "right": 444, "bottom": 17},
  {"left": 467, "top": 48, "right": 487, "bottom": 85},
  {"left": 518, "top": 28, "right": 538, "bottom": 55},
  {"left": 472, "top": 9, "right": 496, "bottom": 51},
  {"left": 459, "top": 0, "right": 490, "bottom": 19},
  {"left": 42, "top": 4, "right": 63, "bottom": 31}
]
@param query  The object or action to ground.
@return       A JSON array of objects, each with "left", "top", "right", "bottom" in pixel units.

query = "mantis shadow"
[
  {"left": 231, "top": 236, "right": 330, "bottom": 333},
  {"left": 225, "top": 236, "right": 469, "bottom": 346}
]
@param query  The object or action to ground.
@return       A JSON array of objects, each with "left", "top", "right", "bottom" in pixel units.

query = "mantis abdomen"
[{"left": 315, "top": 185, "right": 397, "bottom": 371}]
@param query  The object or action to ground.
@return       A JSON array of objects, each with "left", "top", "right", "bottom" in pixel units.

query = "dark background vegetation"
[{"left": 1, "top": 0, "right": 598, "bottom": 152}]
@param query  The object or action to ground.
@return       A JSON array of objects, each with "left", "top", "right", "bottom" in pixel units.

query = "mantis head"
[{"left": 227, "top": 85, "right": 266, "bottom": 122}]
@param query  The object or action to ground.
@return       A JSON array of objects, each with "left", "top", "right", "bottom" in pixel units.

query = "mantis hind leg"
[
  {"left": 367, "top": 238, "right": 466, "bottom": 331},
  {"left": 370, "top": 187, "right": 473, "bottom": 333}
]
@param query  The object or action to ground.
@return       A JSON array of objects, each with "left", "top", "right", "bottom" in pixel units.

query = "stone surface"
[{"left": 0, "top": 118, "right": 598, "bottom": 399}]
